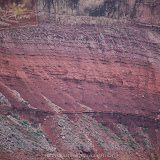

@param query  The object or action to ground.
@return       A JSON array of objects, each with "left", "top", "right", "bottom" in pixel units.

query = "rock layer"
[
  {"left": 38, "top": 0, "right": 160, "bottom": 26},
  {"left": 0, "top": 23, "right": 160, "bottom": 116},
  {"left": 0, "top": 7, "right": 160, "bottom": 159}
]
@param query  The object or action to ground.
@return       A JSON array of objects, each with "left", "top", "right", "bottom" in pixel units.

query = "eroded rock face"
[
  {"left": 0, "top": 23, "right": 160, "bottom": 116},
  {"left": 0, "top": 1, "right": 160, "bottom": 158},
  {"left": 38, "top": 0, "right": 160, "bottom": 25}
]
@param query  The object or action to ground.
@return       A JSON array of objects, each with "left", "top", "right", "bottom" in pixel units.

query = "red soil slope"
[
  {"left": 0, "top": 23, "right": 160, "bottom": 115},
  {"left": 0, "top": 22, "right": 160, "bottom": 159}
]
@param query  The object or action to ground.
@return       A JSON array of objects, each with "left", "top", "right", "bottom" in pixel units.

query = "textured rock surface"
[
  {"left": 0, "top": 0, "right": 160, "bottom": 159},
  {"left": 0, "top": 23, "right": 160, "bottom": 116},
  {"left": 38, "top": 0, "right": 160, "bottom": 26},
  {"left": 0, "top": 22, "right": 160, "bottom": 159}
]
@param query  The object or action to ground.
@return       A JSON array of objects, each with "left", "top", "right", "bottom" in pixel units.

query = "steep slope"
[
  {"left": 38, "top": 0, "right": 160, "bottom": 26},
  {"left": 0, "top": 22, "right": 160, "bottom": 159},
  {"left": 0, "top": 23, "right": 160, "bottom": 115},
  {"left": 0, "top": 0, "right": 160, "bottom": 158}
]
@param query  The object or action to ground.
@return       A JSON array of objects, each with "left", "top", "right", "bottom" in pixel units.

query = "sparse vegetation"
[
  {"left": 30, "top": 117, "right": 34, "bottom": 121},
  {"left": 100, "top": 144, "right": 105, "bottom": 149},
  {"left": 88, "top": 118, "right": 95, "bottom": 125},
  {"left": 32, "top": 147, "right": 36, "bottom": 151},
  {"left": 75, "top": 124, "right": 78, "bottom": 127},
  {"left": 98, "top": 123, "right": 104, "bottom": 129},
  {"left": 46, "top": 115, "right": 50, "bottom": 119},
  {"left": 52, "top": 125, "right": 55, "bottom": 133},
  {"left": 1, "top": 115, "right": 6, "bottom": 120},
  {"left": 67, "top": 131, "right": 72, "bottom": 135},
  {"left": 129, "top": 141, "right": 136, "bottom": 149},
  {"left": 0, "top": 115, "right": 54, "bottom": 151},
  {"left": 142, "top": 138, "right": 147, "bottom": 150},
  {"left": 94, "top": 136, "right": 98, "bottom": 140},
  {"left": 8, "top": 111, "right": 12, "bottom": 115},
  {"left": 82, "top": 106, "right": 86, "bottom": 109},
  {"left": 3, "top": 100, "right": 8, "bottom": 105},
  {"left": 22, "top": 120, "right": 29, "bottom": 125},
  {"left": 22, "top": 100, "right": 29, "bottom": 105},
  {"left": 31, "top": 122, "right": 39, "bottom": 128},
  {"left": 76, "top": 144, "right": 84, "bottom": 151},
  {"left": 36, "top": 129, "right": 42, "bottom": 136},
  {"left": 142, "top": 128, "right": 147, "bottom": 133},
  {"left": 12, "top": 114, "right": 19, "bottom": 120},
  {"left": 98, "top": 122, "right": 109, "bottom": 132},
  {"left": 85, "top": 127, "right": 89, "bottom": 131},
  {"left": 80, "top": 134, "right": 85, "bottom": 140}
]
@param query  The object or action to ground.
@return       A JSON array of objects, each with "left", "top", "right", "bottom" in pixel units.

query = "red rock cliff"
[{"left": 0, "top": 1, "right": 160, "bottom": 159}]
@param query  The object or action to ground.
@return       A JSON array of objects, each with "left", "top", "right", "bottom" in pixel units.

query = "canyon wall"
[
  {"left": 38, "top": 0, "right": 160, "bottom": 26},
  {"left": 0, "top": 23, "right": 160, "bottom": 116},
  {"left": 0, "top": 0, "right": 160, "bottom": 159}
]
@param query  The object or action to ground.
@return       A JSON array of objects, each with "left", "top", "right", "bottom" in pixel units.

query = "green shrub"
[
  {"left": 12, "top": 114, "right": 19, "bottom": 120},
  {"left": 97, "top": 142, "right": 101, "bottom": 145},
  {"left": 100, "top": 145, "right": 105, "bottom": 149},
  {"left": 67, "top": 131, "right": 71, "bottom": 135},
  {"left": 32, "top": 147, "right": 36, "bottom": 151},
  {"left": 52, "top": 126, "right": 55, "bottom": 132},
  {"left": 94, "top": 137, "right": 98, "bottom": 140},
  {"left": 129, "top": 141, "right": 136, "bottom": 149},
  {"left": 124, "top": 130, "right": 129, "bottom": 135},
  {"left": 77, "top": 144, "right": 83, "bottom": 150},
  {"left": 103, "top": 127, "right": 109, "bottom": 132},
  {"left": 22, "top": 100, "right": 29, "bottom": 105},
  {"left": 30, "top": 117, "right": 34, "bottom": 121},
  {"left": 98, "top": 123, "right": 103, "bottom": 129},
  {"left": 142, "top": 128, "right": 147, "bottom": 133},
  {"left": 22, "top": 120, "right": 29, "bottom": 125},
  {"left": 1, "top": 115, "right": 6, "bottom": 120},
  {"left": 142, "top": 138, "right": 147, "bottom": 147},
  {"left": 88, "top": 118, "right": 95, "bottom": 125},
  {"left": 46, "top": 116, "right": 50, "bottom": 119},
  {"left": 85, "top": 127, "right": 89, "bottom": 131},
  {"left": 81, "top": 134, "right": 85, "bottom": 140},
  {"left": 36, "top": 129, "right": 42, "bottom": 135},
  {"left": 31, "top": 122, "right": 38, "bottom": 128},
  {"left": 3, "top": 100, "right": 8, "bottom": 105},
  {"left": 8, "top": 111, "right": 12, "bottom": 115}
]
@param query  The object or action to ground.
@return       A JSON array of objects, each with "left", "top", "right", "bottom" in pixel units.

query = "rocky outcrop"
[
  {"left": 38, "top": 0, "right": 160, "bottom": 26},
  {"left": 0, "top": 1, "right": 160, "bottom": 159}
]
